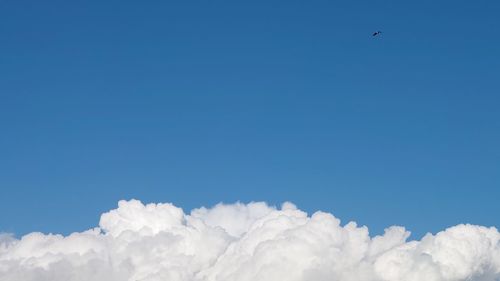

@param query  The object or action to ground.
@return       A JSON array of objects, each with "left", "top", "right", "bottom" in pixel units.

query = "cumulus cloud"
[{"left": 0, "top": 200, "right": 499, "bottom": 281}]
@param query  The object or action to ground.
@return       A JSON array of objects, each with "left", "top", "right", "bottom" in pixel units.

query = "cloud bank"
[{"left": 1, "top": 200, "right": 499, "bottom": 281}]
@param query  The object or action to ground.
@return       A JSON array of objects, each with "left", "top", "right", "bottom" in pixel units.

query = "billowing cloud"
[{"left": 0, "top": 200, "right": 499, "bottom": 281}]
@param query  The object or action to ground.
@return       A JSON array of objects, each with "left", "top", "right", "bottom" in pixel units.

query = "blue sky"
[{"left": 1, "top": 0, "right": 499, "bottom": 238}]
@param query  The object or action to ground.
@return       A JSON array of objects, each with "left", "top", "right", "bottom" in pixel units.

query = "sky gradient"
[{"left": 1, "top": 0, "right": 499, "bottom": 238}]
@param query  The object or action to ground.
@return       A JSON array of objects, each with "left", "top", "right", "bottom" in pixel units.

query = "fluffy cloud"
[{"left": 0, "top": 200, "right": 499, "bottom": 281}]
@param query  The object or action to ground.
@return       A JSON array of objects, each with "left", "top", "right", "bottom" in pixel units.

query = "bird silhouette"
[{"left": 372, "top": 31, "right": 382, "bottom": 37}]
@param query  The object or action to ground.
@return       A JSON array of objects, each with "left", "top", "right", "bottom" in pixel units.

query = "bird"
[{"left": 372, "top": 31, "right": 382, "bottom": 37}]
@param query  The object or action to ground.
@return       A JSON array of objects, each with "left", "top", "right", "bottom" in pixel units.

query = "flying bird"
[{"left": 372, "top": 31, "right": 382, "bottom": 37}]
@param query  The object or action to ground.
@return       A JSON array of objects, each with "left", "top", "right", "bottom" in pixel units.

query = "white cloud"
[{"left": 0, "top": 199, "right": 499, "bottom": 281}]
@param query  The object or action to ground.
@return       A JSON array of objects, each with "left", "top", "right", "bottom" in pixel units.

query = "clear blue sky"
[{"left": 1, "top": 0, "right": 499, "bottom": 238}]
